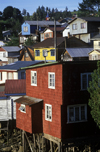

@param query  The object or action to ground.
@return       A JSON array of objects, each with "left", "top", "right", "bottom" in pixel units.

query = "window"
[
  {"left": 31, "top": 71, "right": 37, "bottom": 86},
  {"left": 72, "top": 24, "right": 77, "bottom": 30},
  {"left": 67, "top": 104, "right": 87, "bottom": 123},
  {"left": 3, "top": 52, "right": 6, "bottom": 57},
  {"left": 0, "top": 72, "right": 2, "bottom": 81},
  {"left": 49, "top": 33, "right": 52, "bottom": 37},
  {"left": 50, "top": 49, "right": 55, "bottom": 56},
  {"left": 45, "top": 104, "right": 52, "bottom": 121},
  {"left": 21, "top": 72, "right": 25, "bottom": 79},
  {"left": 45, "top": 33, "right": 49, "bottom": 38},
  {"left": 81, "top": 23, "right": 86, "bottom": 29},
  {"left": 19, "top": 104, "right": 26, "bottom": 113},
  {"left": 24, "top": 26, "right": 28, "bottom": 32},
  {"left": 8, "top": 72, "right": 13, "bottom": 79},
  {"left": 81, "top": 73, "right": 92, "bottom": 90},
  {"left": 35, "top": 50, "right": 40, "bottom": 56},
  {"left": 48, "top": 72, "right": 55, "bottom": 89},
  {"left": 92, "top": 54, "right": 98, "bottom": 60}
]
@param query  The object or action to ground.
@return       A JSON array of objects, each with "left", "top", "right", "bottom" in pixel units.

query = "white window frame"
[
  {"left": 81, "top": 73, "right": 91, "bottom": 90},
  {"left": 3, "top": 52, "right": 6, "bottom": 57},
  {"left": 81, "top": 23, "right": 86, "bottom": 29},
  {"left": 31, "top": 71, "right": 37, "bottom": 86},
  {"left": 72, "top": 24, "right": 77, "bottom": 30},
  {"left": 92, "top": 54, "right": 98, "bottom": 60},
  {"left": 24, "top": 26, "right": 28, "bottom": 32},
  {"left": 45, "top": 104, "right": 52, "bottom": 122},
  {"left": 48, "top": 72, "right": 55, "bottom": 89},
  {"left": 67, "top": 104, "right": 87, "bottom": 123},
  {"left": 19, "top": 104, "right": 26, "bottom": 113}
]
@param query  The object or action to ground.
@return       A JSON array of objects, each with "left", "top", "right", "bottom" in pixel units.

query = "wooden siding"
[
  {"left": 62, "top": 62, "right": 100, "bottom": 139},
  {"left": 26, "top": 64, "right": 63, "bottom": 139},
  {"left": 16, "top": 103, "right": 32, "bottom": 133}
]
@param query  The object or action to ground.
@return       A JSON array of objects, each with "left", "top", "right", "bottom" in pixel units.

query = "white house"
[{"left": 68, "top": 17, "right": 100, "bottom": 43}]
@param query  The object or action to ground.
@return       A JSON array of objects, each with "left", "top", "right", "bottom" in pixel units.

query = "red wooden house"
[{"left": 15, "top": 60, "right": 100, "bottom": 151}]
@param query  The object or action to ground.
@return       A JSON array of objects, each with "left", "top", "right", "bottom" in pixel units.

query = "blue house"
[{"left": 21, "top": 20, "right": 61, "bottom": 36}]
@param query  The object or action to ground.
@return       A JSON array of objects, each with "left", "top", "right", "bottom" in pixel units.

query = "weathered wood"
[
  {"left": 24, "top": 131, "right": 33, "bottom": 152},
  {"left": 33, "top": 134, "right": 36, "bottom": 152},
  {"left": 50, "top": 141, "right": 53, "bottom": 152},
  {"left": 22, "top": 130, "right": 25, "bottom": 152}
]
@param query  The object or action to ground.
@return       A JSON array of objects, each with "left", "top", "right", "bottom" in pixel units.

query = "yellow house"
[{"left": 33, "top": 37, "right": 65, "bottom": 62}]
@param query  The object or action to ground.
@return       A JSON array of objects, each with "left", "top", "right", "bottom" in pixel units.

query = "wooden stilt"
[
  {"left": 22, "top": 130, "right": 25, "bottom": 152},
  {"left": 33, "top": 134, "right": 36, "bottom": 152},
  {"left": 7, "top": 121, "right": 9, "bottom": 146},
  {"left": 50, "top": 141, "right": 53, "bottom": 152}
]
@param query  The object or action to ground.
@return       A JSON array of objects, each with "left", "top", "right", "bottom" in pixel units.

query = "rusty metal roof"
[
  {"left": 14, "top": 96, "right": 43, "bottom": 106},
  {"left": 5, "top": 79, "right": 26, "bottom": 95}
]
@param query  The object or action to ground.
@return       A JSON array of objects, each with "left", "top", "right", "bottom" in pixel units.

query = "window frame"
[
  {"left": 50, "top": 49, "right": 55, "bottom": 56},
  {"left": 67, "top": 104, "right": 87, "bottom": 123},
  {"left": 19, "top": 104, "right": 26, "bottom": 113},
  {"left": 45, "top": 104, "right": 52, "bottom": 122},
  {"left": 81, "top": 23, "right": 86, "bottom": 29},
  {"left": 31, "top": 71, "right": 37, "bottom": 86},
  {"left": 81, "top": 73, "right": 91, "bottom": 90},
  {"left": 48, "top": 72, "right": 55, "bottom": 89},
  {"left": 23, "top": 26, "right": 28, "bottom": 32},
  {"left": 35, "top": 50, "right": 40, "bottom": 56},
  {"left": 72, "top": 24, "right": 77, "bottom": 30}
]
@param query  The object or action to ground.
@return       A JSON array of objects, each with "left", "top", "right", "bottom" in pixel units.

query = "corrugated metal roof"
[
  {"left": 2, "top": 46, "right": 23, "bottom": 52},
  {"left": 34, "top": 37, "right": 65, "bottom": 48},
  {"left": 69, "top": 17, "right": 100, "bottom": 24},
  {"left": 25, "top": 20, "right": 61, "bottom": 26},
  {"left": 0, "top": 91, "right": 6, "bottom": 97},
  {"left": 66, "top": 48, "right": 93, "bottom": 57},
  {"left": 44, "top": 27, "right": 65, "bottom": 32},
  {"left": 5, "top": 79, "right": 26, "bottom": 94},
  {"left": 91, "top": 34, "right": 100, "bottom": 40},
  {"left": 14, "top": 96, "right": 43, "bottom": 106},
  {"left": 0, "top": 61, "right": 43, "bottom": 70}
]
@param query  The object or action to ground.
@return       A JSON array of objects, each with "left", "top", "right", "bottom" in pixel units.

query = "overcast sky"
[{"left": 0, "top": 0, "right": 83, "bottom": 15}]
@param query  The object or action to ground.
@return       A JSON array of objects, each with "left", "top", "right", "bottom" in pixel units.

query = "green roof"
[{"left": 21, "top": 61, "right": 59, "bottom": 70}]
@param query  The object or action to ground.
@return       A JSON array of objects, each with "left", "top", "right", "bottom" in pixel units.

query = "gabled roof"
[
  {"left": 14, "top": 96, "right": 43, "bottom": 106},
  {"left": 5, "top": 79, "right": 26, "bottom": 95},
  {"left": 34, "top": 37, "right": 65, "bottom": 48},
  {"left": 43, "top": 27, "right": 65, "bottom": 33},
  {"left": 91, "top": 34, "right": 100, "bottom": 40},
  {"left": 24, "top": 20, "right": 61, "bottom": 26},
  {"left": 0, "top": 47, "right": 6, "bottom": 52},
  {"left": 69, "top": 17, "right": 100, "bottom": 24},
  {"left": 0, "top": 61, "right": 43, "bottom": 71},
  {"left": 2, "top": 46, "right": 23, "bottom": 52},
  {"left": 66, "top": 48, "right": 93, "bottom": 57}
]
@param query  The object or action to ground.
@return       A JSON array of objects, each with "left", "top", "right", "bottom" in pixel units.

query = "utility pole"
[{"left": 54, "top": 19, "right": 57, "bottom": 61}]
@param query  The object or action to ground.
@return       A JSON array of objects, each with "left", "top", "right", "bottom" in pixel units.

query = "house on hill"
[
  {"left": 63, "top": 47, "right": 93, "bottom": 61},
  {"left": 34, "top": 36, "right": 90, "bottom": 62},
  {"left": 2, "top": 46, "right": 23, "bottom": 64},
  {"left": 40, "top": 27, "right": 65, "bottom": 42},
  {"left": 0, "top": 79, "right": 26, "bottom": 135},
  {"left": 68, "top": 17, "right": 100, "bottom": 43},
  {"left": 20, "top": 20, "right": 61, "bottom": 44},
  {"left": 15, "top": 61, "right": 100, "bottom": 151}
]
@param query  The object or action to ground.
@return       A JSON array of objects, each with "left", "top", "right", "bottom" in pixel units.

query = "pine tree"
[{"left": 88, "top": 61, "right": 100, "bottom": 129}]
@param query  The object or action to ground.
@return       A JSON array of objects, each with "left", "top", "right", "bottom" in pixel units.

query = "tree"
[
  {"left": 24, "top": 37, "right": 35, "bottom": 46},
  {"left": 22, "top": 9, "right": 26, "bottom": 16},
  {"left": 88, "top": 61, "right": 100, "bottom": 129},
  {"left": 5, "top": 37, "right": 19, "bottom": 46},
  {"left": 78, "top": 0, "right": 100, "bottom": 16},
  {"left": 3, "top": 6, "right": 14, "bottom": 19}
]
